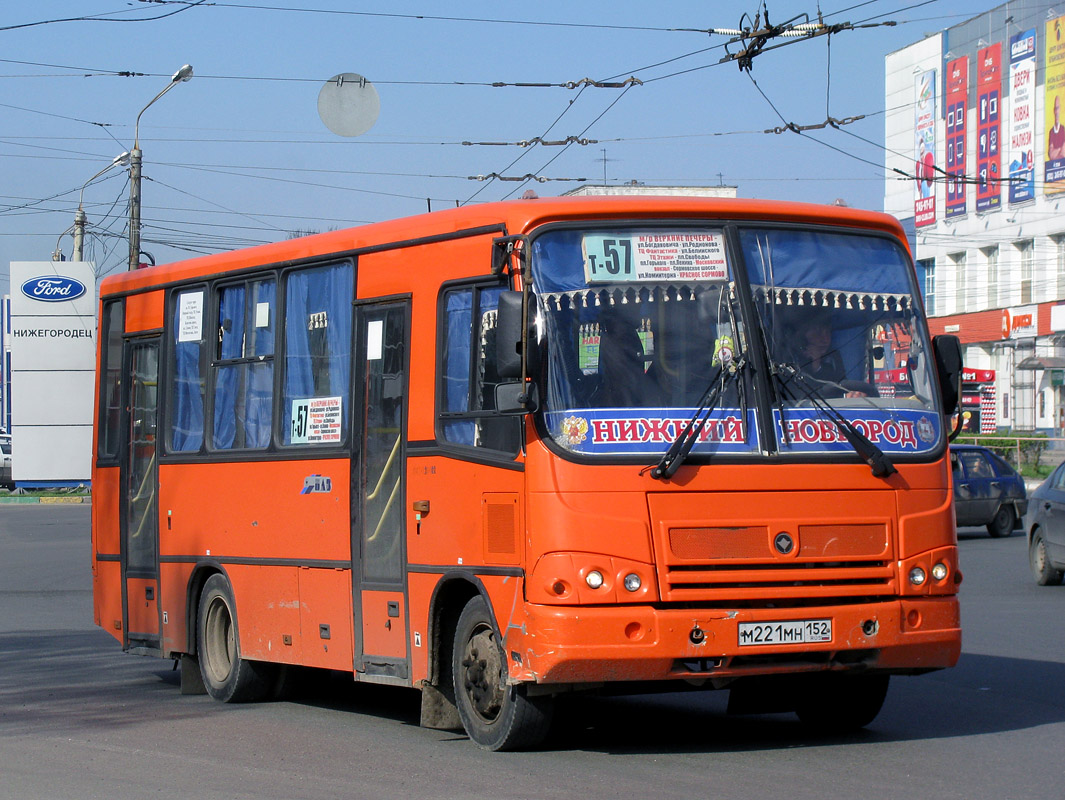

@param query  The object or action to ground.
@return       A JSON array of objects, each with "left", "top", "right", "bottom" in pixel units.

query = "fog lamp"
[
  {"left": 585, "top": 570, "right": 604, "bottom": 589},
  {"left": 908, "top": 566, "right": 927, "bottom": 586},
  {"left": 623, "top": 573, "right": 642, "bottom": 592},
  {"left": 931, "top": 562, "right": 948, "bottom": 581}
]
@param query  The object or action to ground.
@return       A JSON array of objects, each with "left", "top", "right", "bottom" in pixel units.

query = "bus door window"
[
  {"left": 282, "top": 262, "right": 353, "bottom": 446},
  {"left": 360, "top": 306, "right": 407, "bottom": 585},
  {"left": 211, "top": 278, "right": 275, "bottom": 450},
  {"left": 98, "top": 300, "right": 126, "bottom": 460},
  {"left": 127, "top": 341, "right": 160, "bottom": 570},
  {"left": 439, "top": 282, "right": 520, "bottom": 454}
]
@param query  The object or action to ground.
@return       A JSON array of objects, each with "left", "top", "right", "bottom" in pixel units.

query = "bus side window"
[
  {"left": 439, "top": 282, "right": 520, "bottom": 454},
  {"left": 211, "top": 279, "right": 276, "bottom": 450},
  {"left": 281, "top": 262, "right": 353, "bottom": 446},
  {"left": 169, "top": 289, "right": 206, "bottom": 453}
]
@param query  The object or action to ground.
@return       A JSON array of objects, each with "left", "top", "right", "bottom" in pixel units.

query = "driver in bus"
[{"left": 789, "top": 309, "right": 867, "bottom": 399}]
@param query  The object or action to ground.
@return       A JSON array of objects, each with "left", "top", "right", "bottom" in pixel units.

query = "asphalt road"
[{"left": 1, "top": 504, "right": 1063, "bottom": 800}]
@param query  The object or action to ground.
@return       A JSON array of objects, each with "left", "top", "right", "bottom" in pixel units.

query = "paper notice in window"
[
  {"left": 255, "top": 301, "right": 270, "bottom": 328},
  {"left": 367, "top": 319, "right": 384, "bottom": 360},
  {"left": 291, "top": 396, "right": 343, "bottom": 444},
  {"left": 178, "top": 291, "right": 204, "bottom": 342}
]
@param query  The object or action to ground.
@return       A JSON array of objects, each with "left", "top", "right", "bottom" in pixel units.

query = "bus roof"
[{"left": 99, "top": 195, "right": 908, "bottom": 298}]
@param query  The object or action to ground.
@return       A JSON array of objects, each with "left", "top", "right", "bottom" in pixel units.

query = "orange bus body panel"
[{"left": 124, "top": 289, "right": 163, "bottom": 333}]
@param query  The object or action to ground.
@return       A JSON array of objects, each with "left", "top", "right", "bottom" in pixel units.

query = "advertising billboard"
[
  {"left": 945, "top": 56, "right": 968, "bottom": 219},
  {"left": 976, "top": 42, "right": 1002, "bottom": 212},
  {"left": 1045, "top": 15, "right": 1065, "bottom": 195},
  {"left": 1008, "top": 29, "right": 1037, "bottom": 205},
  {"left": 914, "top": 69, "right": 936, "bottom": 228}
]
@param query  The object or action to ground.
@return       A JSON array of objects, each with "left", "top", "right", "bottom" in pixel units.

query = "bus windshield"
[{"left": 530, "top": 224, "right": 943, "bottom": 460}]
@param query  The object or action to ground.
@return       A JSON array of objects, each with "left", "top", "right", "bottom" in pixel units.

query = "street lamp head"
[
  {"left": 112, "top": 151, "right": 131, "bottom": 168},
  {"left": 172, "top": 64, "right": 194, "bottom": 83}
]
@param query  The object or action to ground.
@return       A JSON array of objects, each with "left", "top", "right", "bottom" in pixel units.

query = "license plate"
[{"left": 738, "top": 619, "right": 832, "bottom": 646}]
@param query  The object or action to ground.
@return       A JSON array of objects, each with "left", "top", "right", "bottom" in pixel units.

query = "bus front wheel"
[
  {"left": 452, "top": 596, "right": 553, "bottom": 751},
  {"left": 794, "top": 673, "right": 889, "bottom": 733},
  {"left": 197, "top": 573, "right": 273, "bottom": 703}
]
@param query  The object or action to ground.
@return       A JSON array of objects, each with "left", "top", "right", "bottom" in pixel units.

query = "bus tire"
[
  {"left": 197, "top": 573, "right": 273, "bottom": 703},
  {"left": 794, "top": 673, "right": 889, "bottom": 733},
  {"left": 452, "top": 595, "right": 553, "bottom": 751}
]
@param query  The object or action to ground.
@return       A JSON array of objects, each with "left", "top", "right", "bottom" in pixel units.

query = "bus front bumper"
[{"left": 508, "top": 596, "right": 960, "bottom": 685}]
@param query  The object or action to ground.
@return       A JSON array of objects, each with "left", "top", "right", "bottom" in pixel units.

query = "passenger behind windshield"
[
  {"left": 782, "top": 309, "right": 870, "bottom": 399},
  {"left": 591, "top": 306, "right": 651, "bottom": 407}
]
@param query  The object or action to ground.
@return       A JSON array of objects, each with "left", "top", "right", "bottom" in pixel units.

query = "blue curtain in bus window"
[
  {"left": 282, "top": 263, "right": 352, "bottom": 444},
  {"left": 530, "top": 230, "right": 588, "bottom": 294},
  {"left": 243, "top": 280, "right": 275, "bottom": 449},
  {"left": 213, "top": 285, "right": 246, "bottom": 449},
  {"left": 443, "top": 289, "right": 475, "bottom": 445},
  {"left": 170, "top": 294, "right": 204, "bottom": 452},
  {"left": 739, "top": 229, "right": 912, "bottom": 295},
  {"left": 244, "top": 362, "right": 272, "bottom": 448}
]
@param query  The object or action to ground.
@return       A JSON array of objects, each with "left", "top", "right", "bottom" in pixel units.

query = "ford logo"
[{"left": 20, "top": 276, "right": 87, "bottom": 303}]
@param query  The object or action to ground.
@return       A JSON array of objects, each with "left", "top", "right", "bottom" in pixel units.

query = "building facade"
[{"left": 885, "top": 1, "right": 1065, "bottom": 434}]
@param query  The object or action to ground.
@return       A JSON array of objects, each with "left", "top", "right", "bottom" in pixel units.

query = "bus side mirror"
[
  {"left": 495, "top": 381, "right": 539, "bottom": 415},
  {"left": 933, "top": 334, "right": 963, "bottom": 416},
  {"left": 496, "top": 291, "right": 524, "bottom": 379}
]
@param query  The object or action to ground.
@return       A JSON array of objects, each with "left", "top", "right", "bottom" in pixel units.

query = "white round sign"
[{"left": 317, "top": 73, "right": 380, "bottom": 137}]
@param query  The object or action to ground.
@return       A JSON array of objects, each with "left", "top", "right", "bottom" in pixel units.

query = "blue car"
[{"left": 950, "top": 445, "right": 1027, "bottom": 538}]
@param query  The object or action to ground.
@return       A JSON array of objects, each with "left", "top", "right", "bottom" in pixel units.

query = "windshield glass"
[
  {"left": 741, "top": 227, "right": 942, "bottom": 456},
  {"left": 531, "top": 227, "right": 755, "bottom": 457}
]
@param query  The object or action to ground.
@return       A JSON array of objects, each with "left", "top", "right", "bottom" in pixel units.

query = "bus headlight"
[
  {"left": 931, "top": 562, "right": 948, "bottom": 581},
  {"left": 528, "top": 553, "right": 658, "bottom": 604},
  {"left": 908, "top": 566, "right": 927, "bottom": 586}
]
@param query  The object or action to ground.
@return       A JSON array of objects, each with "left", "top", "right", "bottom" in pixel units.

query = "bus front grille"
[{"left": 655, "top": 522, "right": 897, "bottom": 603}]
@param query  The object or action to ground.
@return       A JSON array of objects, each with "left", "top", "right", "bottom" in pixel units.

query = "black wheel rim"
[{"left": 460, "top": 621, "right": 505, "bottom": 724}]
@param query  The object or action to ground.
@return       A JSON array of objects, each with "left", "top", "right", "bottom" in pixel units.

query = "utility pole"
[
  {"left": 128, "top": 64, "right": 193, "bottom": 270},
  {"left": 68, "top": 152, "right": 129, "bottom": 262}
]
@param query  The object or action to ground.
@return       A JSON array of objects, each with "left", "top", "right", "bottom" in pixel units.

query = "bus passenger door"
[
  {"left": 352, "top": 300, "right": 410, "bottom": 680},
  {"left": 120, "top": 337, "right": 161, "bottom": 654}
]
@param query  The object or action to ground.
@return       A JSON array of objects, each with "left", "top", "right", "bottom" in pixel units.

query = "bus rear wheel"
[
  {"left": 452, "top": 596, "right": 553, "bottom": 751},
  {"left": 197, "top": 574, "right": 273, "bottom": 703},
  {"left": 794, "top": 673, "right": 889, "bottom": 733}
]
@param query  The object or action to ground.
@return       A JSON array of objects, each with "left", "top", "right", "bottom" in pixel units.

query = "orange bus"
[{"left": 92, "top": 196, "right": 964, "bottom": 750}]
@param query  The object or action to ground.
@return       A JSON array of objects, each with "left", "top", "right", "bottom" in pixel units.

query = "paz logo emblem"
[{"left": 774, "top": 532, "right": 795, "bottom": 555}]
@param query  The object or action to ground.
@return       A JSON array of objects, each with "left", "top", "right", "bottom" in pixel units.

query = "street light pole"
[
  {"left": 70, "top": 152, "right": 130, "bottom": 262},
  {"left": 128, "top": 64, "right": 193, "bottom": 271}
]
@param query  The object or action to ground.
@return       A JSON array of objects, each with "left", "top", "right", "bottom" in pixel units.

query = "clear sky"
[{"left": 0, "top": 0, "right": 995, "bottom": 292}]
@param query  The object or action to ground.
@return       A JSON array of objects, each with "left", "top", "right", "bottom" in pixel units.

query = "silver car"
[
  {"left": 0, "top": 434, "right": 11, "bottom": 490},
  {"left": 1025, "top": 463, "right": 1065, "bottom": 586}
]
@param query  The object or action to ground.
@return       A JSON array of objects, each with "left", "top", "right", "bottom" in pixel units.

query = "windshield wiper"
[
  {"left": 647, "top": 358, "right": 745, "bottom": 480},
  {"left": 776, "top": 363, "right": 897, "bottom": 478}
]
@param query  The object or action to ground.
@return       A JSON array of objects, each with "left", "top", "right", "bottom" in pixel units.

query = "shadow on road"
[{"left": 3, "top": 627, "right": 1063, "bottom": 755}]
